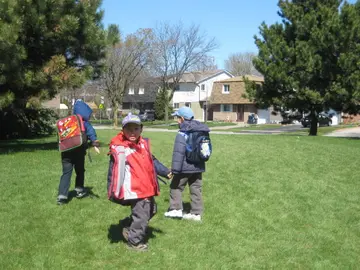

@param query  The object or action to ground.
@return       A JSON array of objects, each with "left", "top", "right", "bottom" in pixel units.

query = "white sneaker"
[
  {"left": 182, "top": 213, "right": 201, "bottom": 221},
  {"left": 164, "top": 209, "right": 183, "bottom": 218}
]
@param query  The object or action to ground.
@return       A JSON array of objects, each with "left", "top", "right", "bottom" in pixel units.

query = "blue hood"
[
  {"left": 73, "top": 100, "right": 93, "bottom": 121},
  {"left": 179, "top": 120, "right": 210, "bottom": 133}
]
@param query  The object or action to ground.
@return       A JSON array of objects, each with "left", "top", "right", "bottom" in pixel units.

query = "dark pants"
[
  {"left": 127, "top": 197, "right": 156, "bottom": 245},
  {"left": 169, "top": 173, "right": 203, "bottom": 215},
  {"left": 58, "top": 147, "right": 86, "bottom": 199}
]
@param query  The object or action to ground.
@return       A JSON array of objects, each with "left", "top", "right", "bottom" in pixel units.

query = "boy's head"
[
  {"left": 171, "top": 106, "right": 194, "bottom": 124},
  {"left": 122, "top": 113, "right": 143, "bottom": 142}
]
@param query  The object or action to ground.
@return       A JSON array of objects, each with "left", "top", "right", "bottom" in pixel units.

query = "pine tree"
[
  {"left": 0, "top": 0, "right": 106, "bottom": 109},
  {"left": 154, "top": 89, "right": 173, "bottom": 120},
  {"left": 245, "top": 0, "right": 360, "bottom": 135}
]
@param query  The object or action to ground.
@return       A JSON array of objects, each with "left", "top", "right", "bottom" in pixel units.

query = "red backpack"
[{"left": 56, "top": 114, "right": 86, "bottom": 152}]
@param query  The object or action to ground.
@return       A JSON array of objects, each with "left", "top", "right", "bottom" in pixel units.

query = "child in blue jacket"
[{"left": 57, "top": 100, "right": 100, "bottom": 205}]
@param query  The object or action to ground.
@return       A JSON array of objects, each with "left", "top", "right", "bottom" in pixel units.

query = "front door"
[{"left": 237, "top": 105, "right": 244, "bottom": 122}]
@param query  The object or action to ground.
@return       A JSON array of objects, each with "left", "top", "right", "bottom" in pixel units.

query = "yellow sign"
[{"left": 99, "top": 104, "right": 104, "bottom": 109}]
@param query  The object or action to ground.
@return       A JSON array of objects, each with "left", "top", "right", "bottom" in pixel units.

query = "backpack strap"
[
  {"left": 143, "top": 137, "right": 151, "bottom": 152},
  {"left": 114, "top": 145, "right": 126, "bottom": 198},
  {"left": 76, "top": 114, "right": 86, "bottom": 132}
]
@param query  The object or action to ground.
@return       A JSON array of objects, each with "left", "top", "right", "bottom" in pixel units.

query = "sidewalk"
[{"left": 324, "top": 126, "right": 360, "bottom": 138}]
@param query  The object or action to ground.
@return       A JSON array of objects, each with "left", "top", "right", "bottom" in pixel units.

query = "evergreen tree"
[
  {"left": 154, "top": 89, "right": 173, "bottom": 120},
  {"left": 0, "top": 0, "right": 106, "bottom": 109},
  {"left": 245, "top": 0, "right": 360, "bottom": 135},
  {"left": 0, "top": 0, "right": 106, "bottom": 138}
]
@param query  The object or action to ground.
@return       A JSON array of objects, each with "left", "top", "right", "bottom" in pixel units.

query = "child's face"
[
  {"left": 176, "top": 116, "right": 184, "bottom": 125},
  {"left": 123, "top": 123, "right": 142, "bottom": 142}
]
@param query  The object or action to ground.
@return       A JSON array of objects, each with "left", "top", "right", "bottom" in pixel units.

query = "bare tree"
[
  {"left": 191, "top": 55, "right": 218, "bottom": 72},
  {"left": 225, "top": 52, "right": 262, "bottom": 76},
  {"left": 102, "top": 28, "right": 153, "bottom": 127},
  {"left": 150, "top": 22, "right": 218, "bottom": 121}
]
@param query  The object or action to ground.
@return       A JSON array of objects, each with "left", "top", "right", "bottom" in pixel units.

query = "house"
[
  {"left": 210, "top": 75, "right": 283, "bottom": 123},
  {"left": 171, "top": 70, "right": 233, "bottom": 121},
  {"left": 122, "top": 79, "right": 159, "bottom": 113}
]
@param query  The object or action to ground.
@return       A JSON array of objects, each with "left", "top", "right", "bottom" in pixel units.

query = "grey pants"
[
  {"left": 128, "top": 197, "right": 156, "bottom": 245},
  {"left": 169, "top": 173, "right": 203, "bottom": 215}
]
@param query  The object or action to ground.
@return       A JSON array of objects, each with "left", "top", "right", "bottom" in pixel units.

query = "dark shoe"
[
  {"left": 57, "top": 198, "right": 67, "bottom": 205},
  {"left": 75, "top": 190, "right": 88, "bottom": 199},
  {"left": 122, "top": 227, "right": 129, "bottom": 241},
  {"left": 127, "top": 242, "right": 148, "bottom": 252}
]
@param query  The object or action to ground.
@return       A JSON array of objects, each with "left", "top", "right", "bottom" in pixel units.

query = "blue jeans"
[{"left": 58, "top": 147, "right": 86, "bottom": 199}]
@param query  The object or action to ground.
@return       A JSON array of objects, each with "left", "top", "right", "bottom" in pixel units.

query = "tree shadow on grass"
[
  {"left": 0, "top": 140, "right": 58, "bottom": 155},
  {"left": 107, "top": 216, "right": 164, "bottom": 244}
]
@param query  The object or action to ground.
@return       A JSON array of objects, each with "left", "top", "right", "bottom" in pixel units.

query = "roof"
[
  {"left": 218, "top": 75, "right": 264, "bottom": 83},
  {"left": 168, "top": 70, "right": 233, "bottom": 83},
  {"left": 210, "top": 75, "right": 262, "bottom": 105}
]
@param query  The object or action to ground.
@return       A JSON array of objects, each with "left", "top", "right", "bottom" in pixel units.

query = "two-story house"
[
  {"left": 122, "top": 78, "right": 160, "bottom": 113},
  {"left": 171, "top": 70, "right": 233, "bottom": 121},
  {"left": 209, "top": 75, "right": 284, "bottom": 123}
]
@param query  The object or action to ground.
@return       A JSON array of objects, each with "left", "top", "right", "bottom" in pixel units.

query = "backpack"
[
  {"left": 56, "top": 114, "right": 87, "bottom": 152},
  {"left": 185, "top": 131, "right": 212, "bottom": 164}
]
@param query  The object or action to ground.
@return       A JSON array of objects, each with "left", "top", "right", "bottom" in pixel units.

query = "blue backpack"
[{"left": 185, "top": 131, "right": 212, "bottom": 164}]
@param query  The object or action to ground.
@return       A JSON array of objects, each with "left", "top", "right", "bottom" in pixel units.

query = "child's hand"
[
  {"left": 167, "top": 172, "right": 173, "bottom": 179},
  {"left": 94, "top": 146, "right": 100, "bottom": 154}
]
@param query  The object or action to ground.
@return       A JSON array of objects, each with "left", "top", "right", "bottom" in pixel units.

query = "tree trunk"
[
  {"left": 164, "top": 105, "right": 169, "bottom": 122},
  {"left": 164, "top": 90, "right": 170, "bottom": 122},
  {"left": 309, "top": 111, "right": 318, "bottom": 136},
  {"left": 113, "top": 104, "right": 118, "bottom": 128}
]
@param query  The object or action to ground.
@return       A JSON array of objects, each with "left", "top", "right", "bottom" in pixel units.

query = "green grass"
[
  {"left": 1, "top": 131, "right": 360, "bottom": 269},
  {"left": 92, "top": 119, "right": 237, "bottom": 129},
  {"left": 213, "top": 124, "right": 282, "bottom": 131},
  {"left": 214, "top": 125, "right": 352, "bottom": 136}
]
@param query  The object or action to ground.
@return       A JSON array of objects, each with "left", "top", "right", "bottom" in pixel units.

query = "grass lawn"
[
  {"left": 93, "top": 119, "right": 237, "bottom": 129},
  {"left": 214, "top": 125, "right": 354, "bottom": 136},
  {"left": 1, "top": 131, "right": 360, "bottom": 269}
]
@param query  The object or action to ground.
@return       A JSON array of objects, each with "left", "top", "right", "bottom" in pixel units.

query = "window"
[
  {"left": 173, "top": 103, "right": 179, "bottom": 109},
  {"left": 138, "top": 87, "right": 144, "bottom": 95},
  {"left": 201, "top": 84, "right": 205, "bottom": 91},
  {"left": 175, "top": 85, "right": 180, "bottom": 91},
  {"left": 221, "top": 104, "right": 232, "bottom": 112},
  {"left": 128, "top": 88, "right": 134, "bottom": 95},
  {"left": 185, "top": 102, "right": 191, "bottom": 108},
  {"left": 222, "top": 84, "right": 230, "bottom": 94}
]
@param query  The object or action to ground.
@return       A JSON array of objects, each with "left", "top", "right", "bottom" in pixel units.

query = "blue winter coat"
[
  {"left": 171, "top": 120, "right": 210, "bottom": 174},
  {"left": 73, "top": 100, "right": 97, "bottom": 142}
]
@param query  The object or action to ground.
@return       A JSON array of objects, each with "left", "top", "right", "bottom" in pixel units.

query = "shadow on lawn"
[
  {"left": 107, "top": 216, "right": 164, "bottom": 244},
  {"left": 59, "top": 186, "right": 100, "bottom": 205},
  {"left": 0, "top": 140, "right": 58, "bottom": 155}
]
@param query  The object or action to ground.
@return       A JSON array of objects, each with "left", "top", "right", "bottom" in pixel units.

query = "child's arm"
[
  {"left": 152, "top": 155, "right": 171, "bottom": 178},
  {"left": 171, "top": 133, "right": 186, "bottom": 174},
  {"left": 84, "top": 121, "right": 100, "bottom": 153}
]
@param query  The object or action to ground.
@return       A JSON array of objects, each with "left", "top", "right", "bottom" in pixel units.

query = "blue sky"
[{"left": 101, "top": 0, "right": 282, "bottom": 69}]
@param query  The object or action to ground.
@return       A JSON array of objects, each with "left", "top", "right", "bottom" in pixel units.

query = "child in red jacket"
[{"left": 108, "top": 113, "right": 172, "bottom": 251}]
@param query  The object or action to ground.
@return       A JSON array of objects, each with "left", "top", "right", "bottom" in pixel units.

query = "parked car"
[
  {"left": 301, "top": 113, "right": 332, "bottom": 127},
  {"left": 139, "top": 110, "right": 155, "bottom": 122}
]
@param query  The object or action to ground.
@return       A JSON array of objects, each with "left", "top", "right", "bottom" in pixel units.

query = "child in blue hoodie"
[{"left": 57, "top": 100, "right": 100, "bottom": 205}]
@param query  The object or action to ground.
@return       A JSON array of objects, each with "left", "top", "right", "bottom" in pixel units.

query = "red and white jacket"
[{"left": 108, "top": 132, "right": 159, "bottom": 201}]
